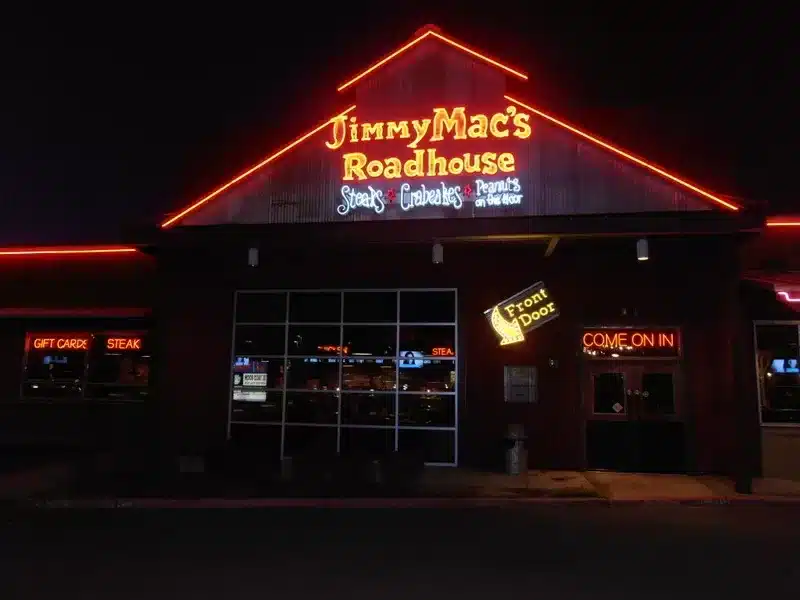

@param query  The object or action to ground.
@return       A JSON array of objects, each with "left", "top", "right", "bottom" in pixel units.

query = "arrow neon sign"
[{"left": 484, "top": 282, "right": 559, "bottom": 346}]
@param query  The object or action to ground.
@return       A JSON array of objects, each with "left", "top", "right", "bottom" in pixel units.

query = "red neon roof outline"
[
  {"left": 0, "top": 246, "right": 139, "bottom": 257},
  {"left": 336, "top": 26, "right": 528, "bottom": 92},
  {"left": 504, "top": 95, "right": 740, "bottom": 212},
  {"left": 161, "top": 105, "right": 357, "bottom": 229}
]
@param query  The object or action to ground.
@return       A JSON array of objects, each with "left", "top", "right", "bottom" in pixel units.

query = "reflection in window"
[
  {"left": 284, "top": 425, "right": 338, "bottom": 456},
  {"left": 341, "top": 393, "right": 395, "bottom": 426},
  {"left": 756, "top": 323, "right": 800, "bottom": 423},
  {"left": 398, "top": 359, "right": 455, "bottom": 393},
  {"left": 398, "top": 394, "right": 455, "bottom": 427},
  {"left": 399, "top": 326, "right": 455, "bottom": 357},
  {"left": 343, "top": 325, "right": 396, "bottom": 357},
  {"left": 400, "top": 291, "right": 456, "bottom": 323},
  {"left": 231, "top": 390, "right": 283, "bottom": 423},
  {"left": 289, "top": 292, "right": 341, "bottom": 323},
  {"left": 288, "top": 325, "right": 341, "bottom": 355},
  {"left": 85, "top": 335, "right": 150, "bottom": 401},
  {"left": 236, "top": 292, "right": 287, "bottom": 324},
  {"left": 22, "top": 347, "right": 87, "bottom": 399},
  {"left": 285, "top": 391, "right": 339, "bottom": 424},
  {"left": 235, "top": 325, "right": 286, "bottom": 356},
  {"left": 343, "top": 292, "right": 397, "bottom": 323},
  {"left": 286, "top": 358, "right": 340, "bottom": 391},
  {"left": 342, "top": 358, "right": 396, "bottom": 391}
]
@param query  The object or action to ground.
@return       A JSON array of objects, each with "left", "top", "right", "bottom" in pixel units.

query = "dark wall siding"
[{"left": 156, "top": 235, "right": 747, "bottom": 473}]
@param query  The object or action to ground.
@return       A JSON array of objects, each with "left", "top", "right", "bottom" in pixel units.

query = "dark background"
[{"left": 0, "top": 2, "right": 794, "bottom": 245}]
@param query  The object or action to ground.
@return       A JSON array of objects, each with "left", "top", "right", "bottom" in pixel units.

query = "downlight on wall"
[
  {"left": 636, "top": 238, "right": 649, "bottom": 262},
  {"left": 432, "top": 242, "right": 444, "bottom": 264},
  {"left": 247, "top": 247, "right": 259, "bottom": 268}
]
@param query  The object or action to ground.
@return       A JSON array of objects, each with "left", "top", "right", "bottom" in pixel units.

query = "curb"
[{"left": 17, "top": 495, "right": 800, "bottom": 509}]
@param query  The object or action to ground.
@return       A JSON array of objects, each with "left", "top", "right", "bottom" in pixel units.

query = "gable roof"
[
  {"left": 336, "top": 25, "right": 528, "bottom": 92},
  {"left": 160, "top": 25, "right": 740, "bottom": 228}
]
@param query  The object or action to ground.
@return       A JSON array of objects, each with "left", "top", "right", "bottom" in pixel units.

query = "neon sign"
[
  {"left": 326, "top": 106, "right": 531, "bottom": 182},
  {"left": 31, "top": 336, "right": 90, "bottom": 351},
  {"left": 484, "top": 282, "right": 559, "bottom": 346},
  {"left": 582, "top": 328, "right": 680, "bottom": 358},
  {"left": 431, "top": 347, "right": 455, "bottom": 356},
  {"left": 106, "top": 337, "right": 142, "bottom": 351},
  {"left": 337, "top": 177, "right": 522, "bottom": 217}
]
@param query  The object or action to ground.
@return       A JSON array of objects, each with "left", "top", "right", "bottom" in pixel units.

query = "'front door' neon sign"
[{"left": 485, "top": 282, "right": 560, "bottom": 346}]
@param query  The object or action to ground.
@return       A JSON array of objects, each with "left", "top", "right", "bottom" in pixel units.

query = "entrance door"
[{"left": 584, "top": 362, "right": 685, "bottom": 473}]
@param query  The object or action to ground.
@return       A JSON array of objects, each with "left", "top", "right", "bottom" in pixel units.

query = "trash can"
[{"left": 505, "top": 424, "right": 527, "bottom": 475}]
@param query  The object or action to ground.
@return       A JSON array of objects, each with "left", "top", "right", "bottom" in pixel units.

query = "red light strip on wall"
[
  {"left": 504, "top": 95, "right": 740, "bottom": 212},
  {"left": 336, "top": 29, "right": 528, "bottom": 92},
  {"left": 0, "top": 246, "right": 138, "bottom": 257},
  {"left": 766, "top": 218, "right": 800, "bottom": 228},
  {"left": 161, "top": 105, "right": 357, "bottom": 229}
]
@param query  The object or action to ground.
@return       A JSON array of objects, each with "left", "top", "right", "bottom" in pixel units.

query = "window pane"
[
  {"left": 229, "top": 423, "right": 282, "bottom": 461},
  {"left": 231, "top": 390, "right": 283, "bottom": 422},
  {"left": 23, "top": 335, "right": 88, "bottom": 399},
  {"left": 236, "top": 292, "right": 287, "bottom": 323},
  {"left": 593, "top": 372, "right": 626, "bottom": 414},
  {"left": 288, "top": 292, "right": 341, "bottom": 323},
  {"left": 341, "top": 392, "right": 395, "bottom": 426},
  {"left": 398, "top": 429, "right": 455, "bottom": 464},
  {"left": 288, "top": 325, "right": 341, "bottom": 355},
  {"left": 342, "top": 357, "right": 396, "bottom": 391},
  {"left": 342, "top": 325, "right": 396, "bottom": 357},
  {"left": 400, "top": 291, "right": 456, "bottom": 323},
  {"left": 286, "top": 358, "right": 340, "bottom": 391},
  {"left": 640, "top": 373, "right": 675, "bottom": 416},
  {"left": 284, "top": 425, "right": 337, "bottom": 457},
  {"left": 234, "top": 325, "right": 285, "bottom": 356},
  {"left": 756, "top": 324, "right": 799, "bottom": 353},
  {"left": 399, "top": 326, "right": 456, "bottom": 357},
  {"left": 285, "top": 391, "right": 339, "bottom": 424},
  {"left": 343, "top": 291, "right": 397, "bottom": 323},
  {"left": 340, "top": 427, "right": 395, "bottom": 457},
  {"left": 398, "top": 359, "right": 455, "bottom": 393},
  {"left": 756, "top": 324, "right": 800, "bottom": 424},
  {"left": 85, "top": 334, "right": 150, "bottom": 401},
  {"left": 399, "top": 393, "right": 455, "bottom": 427}
]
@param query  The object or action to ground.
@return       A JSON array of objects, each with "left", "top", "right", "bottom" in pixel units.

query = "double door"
[{"left": 584, "top": 362, "right": 686, "bottom": 473}]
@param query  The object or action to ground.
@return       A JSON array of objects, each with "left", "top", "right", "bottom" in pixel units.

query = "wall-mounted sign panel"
[
  {"left": 485, "top": 282, "right": 559, "bottom": 346},
  {"left": 504, "top": 366, "right": 538, "bottom": 403},
  {"left": 328, "top": 105, "right": 531, "bottom": 219},
  {"left": 581, "top": 328, "right": 681, "bottom": 358}
]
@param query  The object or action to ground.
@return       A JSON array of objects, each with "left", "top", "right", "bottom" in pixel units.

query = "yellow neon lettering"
[
  {"left": 361, "top": 122, "right": 384, "bottom": 141},
  {"left": 325, "top": 114, "right": 348, "bottom": 150},
  {"left": 430, "top": 107, "right": 467, "bottom": 142},
  {"left": 409, "top": 119, "right": 431, "bottom": 149},
  {"left": 512, "top": 112, "right": 531, "bottom": 139},
  {"left": 468, "top": 114, "right": 489, "bottom": 139},
  {"left": 343, "top": 152, "right": 367, "bottom": 181},
  {"left": 349, "top": 117, "right": 359, "bottom": 143},
  {"left": 497, "top": 153, "right": 515, "bottom": 172},
  {"left": 386, "top": 121, "right": 410, "bottom": 140},
  {"left": 489, "top": 113, "right": 509, "bottom": 137}
]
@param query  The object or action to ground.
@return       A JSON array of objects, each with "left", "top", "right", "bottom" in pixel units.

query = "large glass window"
[
  {"left": 755, "top": 322, "right": 800, "bottom": 424},
  {"left": 231, "top": 289, "right": 458, "bottom": 465},
  {"left": 21, "top": 332, "right": 150, "bottom": 402}
]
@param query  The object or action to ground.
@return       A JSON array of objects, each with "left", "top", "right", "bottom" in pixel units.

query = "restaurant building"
[{"left": 1, "top": 25, "right": 791, "bottom": 478}]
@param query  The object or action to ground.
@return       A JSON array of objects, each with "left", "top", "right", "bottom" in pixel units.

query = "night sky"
[{"left": 0, "top": 3, "right": 794, "bottom": 246}]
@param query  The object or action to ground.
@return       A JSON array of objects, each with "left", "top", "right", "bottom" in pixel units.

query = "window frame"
[
  {"left": 754, "top": 320, "right": 800, "bottom": 427},
  {"left": 230, "top": 289, "right": 459, "bottom": 466}
]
